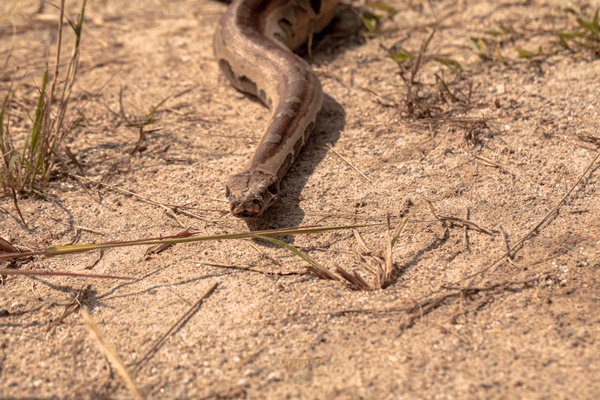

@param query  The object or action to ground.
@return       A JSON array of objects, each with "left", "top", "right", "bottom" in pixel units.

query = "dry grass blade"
[
  {"left": 202, "top": 261, "right": 309, "bottom": 276},
  {"left": 0, "top": 223, "right": 376, "bottom": 261},
  {"left": 335, "top": 266, "right": 371, "bottom": 290},
  {"left": 406, "top": 29, "right": 436, "bottom": 118},
  {"left": 69, "top": 173, "right": 223, "bottom": 225},
  {"left": 577, "top": 134, "right": 600, "bottom": 147},
  {"left": 463, "top": 151, "right": 600, "bottom": 283},
  {"left": 326, "top": 143, "right": 372, "bottom": 183},
  {"left": 0, "top": 236, "right": 19, "bottom": 253},
  {"left": 352, "top": 229, "right": 371, "bottom": 253},
  {"left": 348, "top": 208, "right": 421, "bottom": 290},
  {"left": 425, "top": 200, "right": 497, "bottom": 235},
  {"left": 380, "top": 215, "right": 394, "bottom": 288},
  {"left": 350, "top": 210, "right": 417, "bottom": 290},
  {"left": 332, "top": 275, "right": 551, "bottom": 327},
  {"left": 391, "top": 204, "right": 420, "bottom": 248},
  {"left": 475, "top": 155, "right": 515, "bottom": 178},
  {"left": 360, "top": 86, "right": 398, "bottom": 107},
  {"left": 0, "top": 268, "right": 133, "bottom": 280},
  {"left": 258, "top": 236, "right": 339, "bottom": 281},
  {"left": 437, "top": 215, "right": 498, "bottom": 235},
  {"left": 355, "top": 205, "right": 419, "bottom": 289},
  {"left": 48, "top": 284, "right": 90, "bottom": 333},
  {"left": 399, "top": 275, "right": 551, "bottom": 329},
  {"left": 81, "top": 308, "right": 144, "bottom": 400},
  {"left": 144, "top": 228, "right": 192, "bottom": 256}
]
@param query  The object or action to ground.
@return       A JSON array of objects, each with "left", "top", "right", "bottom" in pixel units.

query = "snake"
[{"left": 214, "top": 0, "right": 339, "bottom": 217}]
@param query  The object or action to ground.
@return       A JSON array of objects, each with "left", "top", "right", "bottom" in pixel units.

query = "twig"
[
  {"left": 463, "top": 208, "right": 470, "bottom": 252},
  {"left": 332, "top": 275, "right": 550, "bottom": 330},
  {"left": 69, "top": 173, "right": 225, "bottom": 224},
  {"left": 326, "top": 143, "right": 373, "bottom": 183},
  {"left": 48, "top": 284, "right": 90, "bottom": 332},
  {"left": 464, "top": 152, "right": 599, "bottom": 284},
  {"left": 426, "top": 201, "right": 498, "bottom": 235},
  {"left": 201, "top": 261, "right": 309, "bottom": 276},
  {"left": 131, "top": 282, "right": 218, "bottom": 370},
  {"left": 475, "top": 155, "right": 516, "bottom": 178}
]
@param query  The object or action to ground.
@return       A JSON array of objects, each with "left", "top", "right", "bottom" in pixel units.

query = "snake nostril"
[
  {"left": 267, "top": 181, "right": 279, "bottom": 197},
  {"left": 279, "top": 18, "right": 292, "bottom": 29}
]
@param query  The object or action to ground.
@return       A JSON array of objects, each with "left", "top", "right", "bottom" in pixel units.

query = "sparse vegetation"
[
  {"left": 0, "top": 0, "right": 87, "bottom": 223},
  {"left": 388, "top": 30, "right": 467, "bottom": 119},
  {"left": 2, "top": 1, "right": 599, "bottom": 398},
  {"left": 469, "top": 6, "right": 600, "bottom": 64},
  {"left": 555, "top": 7, "right": 600, "bottom": 56}
]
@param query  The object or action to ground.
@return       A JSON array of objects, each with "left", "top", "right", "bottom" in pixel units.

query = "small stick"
[
  {"left": 326, "top": 143, "right": 373, "bottom": 183},
  {"left": 464, "top": 152, "right": 599, "bottom": 284},
  {"left": 475, "top": 155, "right": 515, "bottom": 178},
  {"left": 463, "top": 208, "right": 470, "bottom": 252},
  {"left": 498, "top": 225, "right": 515, "bottom": 265},
  {"left": 131, "top": 282, "right": 218, "bottom": 370},
  {"left": 382, "top": 214, "right": 394, "bottom": 288},
  {"left": 201, "top": 261, "right": 309, "bottom": 276},
  {"left": 69, "top": 173, "right": 223, "bottom": 224}
]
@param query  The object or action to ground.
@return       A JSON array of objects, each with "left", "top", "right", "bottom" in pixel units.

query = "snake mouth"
[
  {"left": 230, "top": 200, "right": 263, "bottom": 218},
  {"left": 226, "top": 171, "right": 279, "bottom": 218},
  {"left": 227, "top": 185, "right": 266, "bottom": 218}
]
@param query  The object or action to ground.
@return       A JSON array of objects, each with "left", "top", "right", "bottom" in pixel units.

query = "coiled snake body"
[{"left": 214, "top": 0, "right": 339, "bottom": 217}]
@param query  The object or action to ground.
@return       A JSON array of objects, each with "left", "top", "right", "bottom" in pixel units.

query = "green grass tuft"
[
  {"left": 555, "top": 7, "right": 600, "bottom": 56},
  {"left": 0, "top": 0, "right": 87, "bottom": 223}
]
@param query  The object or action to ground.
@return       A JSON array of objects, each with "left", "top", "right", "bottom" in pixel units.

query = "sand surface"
[{"left": 1, "top": 0, "right": 599, "bottom": 399}]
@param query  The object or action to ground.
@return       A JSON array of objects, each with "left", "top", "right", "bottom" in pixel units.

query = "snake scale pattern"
[{"left": 214, "top": 0, "right": 339, "bottom": 217}]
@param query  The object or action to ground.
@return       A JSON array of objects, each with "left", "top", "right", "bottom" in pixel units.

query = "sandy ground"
[{"left": 1, "top": 0, "right": 599, "bottom": 399}]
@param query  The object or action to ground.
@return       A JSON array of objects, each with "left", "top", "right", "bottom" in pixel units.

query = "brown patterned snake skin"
[{"left": 214, "top": 0, "right": 339, "bottom": 217}]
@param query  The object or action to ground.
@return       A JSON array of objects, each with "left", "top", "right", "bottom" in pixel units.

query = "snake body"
[{"left": 214, "top": 0, "right": 339, "bottom": 217}]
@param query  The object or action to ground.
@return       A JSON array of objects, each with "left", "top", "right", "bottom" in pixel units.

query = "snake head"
[{"left": 225, "top": 170, "right": 279, "bottom": 218}]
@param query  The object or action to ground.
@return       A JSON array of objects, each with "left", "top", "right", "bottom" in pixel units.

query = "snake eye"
[{"left": 225, "top": 185, "right": 231, "bottom": 198}]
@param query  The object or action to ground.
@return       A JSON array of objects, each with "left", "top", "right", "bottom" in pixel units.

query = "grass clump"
[
  {"left": 0, "top": 0, "right": 87, "bottom": 222},
  {"left": 471, "top": 6, "right": 600, "bottom": 64},
  {"left": 555, "top": 7, "right": 600, "bottom": 57},
  {"left": 388, "top": 31, "right": 466, "bottom": 119}
]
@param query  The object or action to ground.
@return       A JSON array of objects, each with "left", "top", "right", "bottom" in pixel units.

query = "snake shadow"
[
  {"left": 241, "top": 4, "right": 363, "bottom": 231},
  {"left": 245, "top": 93, "right": 345, "bottom": 231}
]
